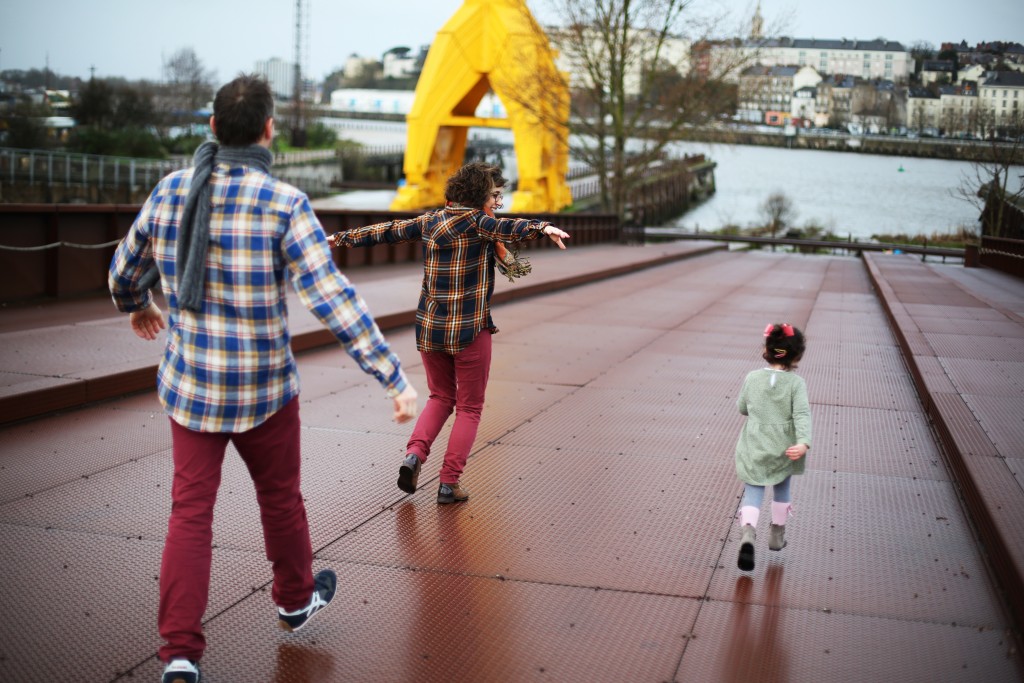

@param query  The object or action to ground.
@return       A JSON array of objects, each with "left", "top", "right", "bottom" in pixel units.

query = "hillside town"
[{"left": 1, "top": 7, "right": 1023, "bottom": 154}]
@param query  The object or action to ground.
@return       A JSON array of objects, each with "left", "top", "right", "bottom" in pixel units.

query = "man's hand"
[
  {"left": 542, "top": 225, "right": 571, "bottom": 249},
  {"left": 393, "top": 385, "right": 419, "bottom": 423},
  {"left": 129, "top": 302, "right": 166, "bottom": 341}
]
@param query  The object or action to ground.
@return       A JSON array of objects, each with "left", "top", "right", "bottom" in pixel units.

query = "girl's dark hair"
[
  {"left": 762, "top": 323, "right": 806, "bottom": 368},
  {"left": 444, "top": 162, "right": 507, "bottom": 208},
  {"left": 212, "top": 74, "right": 275, "bottom": 147}
]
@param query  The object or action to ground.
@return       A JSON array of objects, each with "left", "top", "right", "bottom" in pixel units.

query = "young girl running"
[{"left": 735, "top": 323, "right": 812, "bottom": 571}]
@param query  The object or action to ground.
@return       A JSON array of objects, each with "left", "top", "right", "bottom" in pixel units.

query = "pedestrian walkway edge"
[
  {"left": 1, "top": 243, "right": 726, "bottom": 425},
  {"left": 862, "top": 251, "right": 1024, "bottom": 637}
]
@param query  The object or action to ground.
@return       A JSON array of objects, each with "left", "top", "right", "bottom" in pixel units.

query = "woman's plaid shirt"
[
  {"left": 336, "top": 206, "right": 549, "bottom": 354},
  {"left": 109, "top": 162, "right": 407, "bottom": 433}
]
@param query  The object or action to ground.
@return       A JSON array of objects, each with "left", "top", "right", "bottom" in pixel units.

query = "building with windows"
[
  {"left": 921, "top": 60, "right": 955, "bottom": 86},
  {"left": 850, "top": 80, "right": 904, "bottom": 133},
  {"left": 938, "top": 82, "right": 979, "bottom": 135},
  {"left": 254, "top": 57, "right": 296, "bottom": 100},
  {"left": 736, "top": 64, "right": 821, "bottom": 124},
  {"left": 907, "top": 87, "right": 941, "bottom": 132},
  {"left": 715, "top": 37, "right": 912, "bottom": 83},
  {"left": 816, "top": 75, "right": 856, "bottom": 128},
  {"left": 791, "top": 85, "right": 820, "bottom": 126},
  {"left": 979, "top": 71, "right": 1024, "bottom": 128}
]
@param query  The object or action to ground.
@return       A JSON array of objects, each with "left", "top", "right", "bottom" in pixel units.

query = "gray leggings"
[{"left": 741, "top": 476, "right": 792, "bottom": 509}]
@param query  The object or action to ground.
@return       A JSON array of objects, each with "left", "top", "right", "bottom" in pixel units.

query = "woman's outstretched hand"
[{"left": 542, "top": 225, "right": 570, "bottom": 249}]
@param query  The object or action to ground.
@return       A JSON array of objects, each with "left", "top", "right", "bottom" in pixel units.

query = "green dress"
[{"left": 735, "top": 368, "right": 812, "bottom": 486}]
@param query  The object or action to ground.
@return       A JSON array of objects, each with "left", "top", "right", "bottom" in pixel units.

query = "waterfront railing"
[{"left": 644, "top": 228, "right": 965, "bottom": 262}]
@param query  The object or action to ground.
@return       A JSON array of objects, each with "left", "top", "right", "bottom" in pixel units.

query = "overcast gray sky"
[{"left": 2, "top": 0, "right": 1023, "bottom": 83}]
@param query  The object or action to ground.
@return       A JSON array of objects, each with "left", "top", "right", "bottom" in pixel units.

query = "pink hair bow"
[
  {"left": 763, "top": 323, "right": 774, "bottom": 337},
  {"left": 781, "top": 323, "right": 795, "bottom": 337}
]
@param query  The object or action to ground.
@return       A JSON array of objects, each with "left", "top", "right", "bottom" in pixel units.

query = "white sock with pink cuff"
[
  {"left": 738, "top": 505, "right": 760, "bottom": 528},
  {"left": 771, "top": 501, "right": 792, "bottom": 526}
]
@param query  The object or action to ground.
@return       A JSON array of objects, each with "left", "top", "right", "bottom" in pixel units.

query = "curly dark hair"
[
  {"left": 212, "top": 74, "right": 275, "bottom": 147},
  {"left": 444, "top": 162, "right": 507, "bottom": 208},
  {"left": 762, "top": 323, "right": 806, "bottom": 368}
]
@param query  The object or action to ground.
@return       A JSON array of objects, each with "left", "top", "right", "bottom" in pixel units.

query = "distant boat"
[{"left": 898, "top": 165, "right": 905, "bottom": 172}]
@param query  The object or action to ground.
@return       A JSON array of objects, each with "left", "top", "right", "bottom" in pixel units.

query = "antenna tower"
[{"left": 291, "top": 0, "right": 309, "bottom": 146}]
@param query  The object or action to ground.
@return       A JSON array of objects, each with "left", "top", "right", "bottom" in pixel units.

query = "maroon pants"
[
  {"left": 159, "top": 397, "right": 314, "bottom": 662},
  {"left": 407, "top": 330, "right": 492, "bottom": 484}
]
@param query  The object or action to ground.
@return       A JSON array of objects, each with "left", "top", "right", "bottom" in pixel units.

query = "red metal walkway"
[{"left": 1, "top": 244, "right": 1022, "bottom": 682}]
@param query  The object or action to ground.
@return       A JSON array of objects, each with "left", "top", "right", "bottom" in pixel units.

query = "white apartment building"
[
  {"left": 979, "top": 71, "right": 1024, "bottom": 126},
  {"left": 938, "top": 82, "right": 978, "bottom": 134},
  {"left": 254, "top": 57, "right": 296, "bottom": 100},
  {"left": 907, "top": 87, "right": 941, "bottom": 131},
  {"left": 717, "top": 37, "right": 912, "bottom": 83}
]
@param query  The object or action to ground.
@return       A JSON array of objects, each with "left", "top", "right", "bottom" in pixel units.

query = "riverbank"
[
  {"left": 678, "top": 126, "right": 1024, "bottom": 164},
  {"left": 665, "top": 140, "right": 991, "bottom": 240}
]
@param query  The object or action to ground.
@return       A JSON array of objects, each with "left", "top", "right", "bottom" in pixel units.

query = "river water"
[
  {"left": 667, "top": 140, "right": 1023, "bottom": 241},
  {"left": 318, "top": 118, "right": 1021, "bottom": 241}
]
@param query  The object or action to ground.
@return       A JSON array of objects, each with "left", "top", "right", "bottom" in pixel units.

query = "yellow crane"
[{"left": 390, "top": 0, "right": 572, "bottom": 213}]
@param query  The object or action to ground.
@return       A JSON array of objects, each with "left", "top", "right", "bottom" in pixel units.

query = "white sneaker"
[{"left": 162, "top": 658, "right": 200, "bottom": 683}]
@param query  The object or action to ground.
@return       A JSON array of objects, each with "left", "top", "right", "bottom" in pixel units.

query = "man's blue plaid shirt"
[{"left": 109, "top": 161, "right": 407, "bottom": 432}]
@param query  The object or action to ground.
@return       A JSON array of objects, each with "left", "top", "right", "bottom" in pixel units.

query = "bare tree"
[
  {"left": 163, "top": 48, "right": 215, "bottom": 117},
  {"left": 909, "top": 40, "right": 935, "bottom": 80},
  {"left": 973, "top": 102, "right": 997, "bottom": 140},
  {"left": 956, "top": 109, "right": 1024, "bottom": 239},
  {"left": 498, "top": 0, "right": 760, "bottom": 220},
  {"left": 940, "top": 105, "right": 960, "bottom": 137},
  {"left": 761, "top": 191, "right": 795, "bottom": 250}
]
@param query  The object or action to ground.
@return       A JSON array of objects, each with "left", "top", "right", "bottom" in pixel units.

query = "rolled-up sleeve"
[
  {"left": 336, "top": 216, "right": 424, "bottom": 247},
  {"left": 284, "top": 197, "right": 408, "bottom": 397},
  {"left": 108, "top": 194, "right": 157, "bottom": 313},
  {"left": 476, "top": 214, "right": 549, "bottom": 242}
]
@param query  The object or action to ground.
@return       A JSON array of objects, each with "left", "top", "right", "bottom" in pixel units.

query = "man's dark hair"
[
  {"left": 444, "top": 162, "right": 508, "bottom": 208},
  {"left": 212, "top": 74, "right": 275, "bottom": 147}
]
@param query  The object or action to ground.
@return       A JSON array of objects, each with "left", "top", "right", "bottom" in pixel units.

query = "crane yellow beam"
[{"left": 390, "top": 0, "right": 572, "bottom": 214}]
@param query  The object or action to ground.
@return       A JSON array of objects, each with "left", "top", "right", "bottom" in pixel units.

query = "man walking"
[{"left": 109, "top": 74, "right": 417, "bottom": 683}]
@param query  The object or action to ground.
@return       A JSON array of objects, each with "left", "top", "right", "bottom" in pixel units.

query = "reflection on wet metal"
[{"left": 722, "top": 570, "right": 789, "bottom": 682}]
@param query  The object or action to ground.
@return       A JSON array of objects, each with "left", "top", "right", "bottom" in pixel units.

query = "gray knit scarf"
[{"left": 139, "top": 141, "right": 273, "bottom": 311}]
